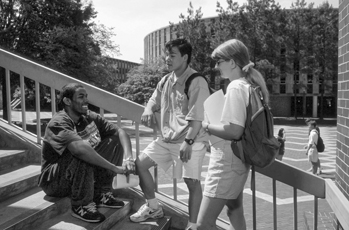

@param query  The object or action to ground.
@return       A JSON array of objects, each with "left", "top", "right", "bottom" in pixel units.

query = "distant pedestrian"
[
  {"left": 276, "top": 128, "right": 286, "bottom": 161},
  {"left": 305, "top": 119, "right": 322, "bottom": 174},
  {"left": 305, "top": 120, "right": 320, "bottom": 175}
]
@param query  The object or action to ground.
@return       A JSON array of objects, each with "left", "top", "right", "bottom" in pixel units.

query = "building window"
[{"left": 280, "top": 84, "right": 286, "bottom": 94}]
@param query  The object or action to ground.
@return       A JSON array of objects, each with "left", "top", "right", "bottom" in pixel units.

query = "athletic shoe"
[
  {"left": 95, "top": 192, "right": 125, "bottom": 208},
  {"left": 129, "top": 203, "right": 164, "bottom": 222},
  {"left": 317, "top": 168, "right": 322, "bottom": 175},
  {"left": 71, "top": 202, "right": 105, "bottom": 223}
]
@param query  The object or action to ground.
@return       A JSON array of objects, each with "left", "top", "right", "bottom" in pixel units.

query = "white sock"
[
  {"left": 147, "top": 198, "right": 159, "bottom": 209},
  {"left": 187, "top": 222, "right": 197, "bottom": 230}
]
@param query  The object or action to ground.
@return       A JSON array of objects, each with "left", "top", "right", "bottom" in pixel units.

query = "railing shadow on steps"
[{"left": 1, "top": 48, "right": 349, "bottom": 230}]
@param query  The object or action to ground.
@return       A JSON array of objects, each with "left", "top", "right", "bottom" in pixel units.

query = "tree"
[
  {"left": 283, "top": 0, "right": 312, "bottom": 118},
  {"left": 0, "top": 0, "right": 120, "bottom": 116},
  {"left": 213, "top": 0, "right": 283, "bottom": 89},
  {"left": 117, "top": 58, "right": 168, "bottom": 105},
  {"left": 312, "top": 2, "right": 338, "bottom": 119},
  {"left": 282, "top": 0, "right": 338, "bottom": 119}
]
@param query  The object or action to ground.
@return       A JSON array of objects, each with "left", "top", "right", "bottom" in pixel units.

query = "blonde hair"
[{"left": 212, "top": 39, "right": 270, "bottom": 104}]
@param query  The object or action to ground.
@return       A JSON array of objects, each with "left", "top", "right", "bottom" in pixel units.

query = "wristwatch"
[{"left": 184, "top": 138, "right": 195, "bottom": 145}]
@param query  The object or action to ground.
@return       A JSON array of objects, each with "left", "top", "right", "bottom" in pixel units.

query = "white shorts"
[
  {"left": 308, "top": 147, "right": 318, "bottom": 163},
  {"left": 143, "top": 137, "right": 206, "bottom": 180}
]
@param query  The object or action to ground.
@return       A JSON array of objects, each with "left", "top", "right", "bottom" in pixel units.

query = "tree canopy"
[
  {"left": 117, "top": 58, "right": 168, "bottom": 105},
  {"left": 0, "top": 0, "right": 120, "bottom": 88}
]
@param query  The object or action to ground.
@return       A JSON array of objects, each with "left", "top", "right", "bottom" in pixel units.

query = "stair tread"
[
  {"left": 113, "top": 216, "right": 171, "bottom": 230},
  {"left": 0, "top": 149, "right": 26, "bottom": 158},
  {"left": 0, "top": 164, "right": 41, "bottom": 186},
  {"left": 0, "top": 187, "right": 65, "bottom": 228},
  {"left": 36, "top": 200, "right": 132, "bottom": 230}
]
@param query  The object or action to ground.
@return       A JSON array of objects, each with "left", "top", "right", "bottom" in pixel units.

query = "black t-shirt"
[{"left": 38, "top": 110, "right": 119, "bottom": 185}]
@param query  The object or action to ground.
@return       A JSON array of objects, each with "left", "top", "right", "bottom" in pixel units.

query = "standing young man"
[
  {"left": 130, "top": 39, "right": 210, "bottom": 230},
  {"left": 38, "top": 83, "right": 135, "bottom": 223}
]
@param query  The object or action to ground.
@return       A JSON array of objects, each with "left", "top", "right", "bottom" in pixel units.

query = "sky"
[{"left": 92, "top": 0, "right": 339, "bottom": 64}]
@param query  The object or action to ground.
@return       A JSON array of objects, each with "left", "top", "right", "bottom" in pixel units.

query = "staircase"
[{"left": 0, "top": 121, "right": 172, "bottom": 230}]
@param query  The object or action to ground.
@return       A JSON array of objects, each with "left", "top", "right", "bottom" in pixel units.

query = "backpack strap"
[
  {"left": 160, "top": 74, "right": 171, "bottom": 91},
  {"left": 184, "top": 73, "right": 211, "bottom": 99}
]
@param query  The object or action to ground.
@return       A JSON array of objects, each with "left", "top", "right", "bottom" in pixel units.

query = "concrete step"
[
  {"left": 0, "top": 187, "right": 70, "bottom": 230},
  {"left": 0, "top": 149, "right": 28, "bottom": 171},
  {"left": 36, "top": 199, "right": 133, "bottom": 230},
  {"left": 0, "top": 164, "right": 41, "bottom": 202},
  {"left": 112, "top": 215, "right": 171, "bottom": 230}
]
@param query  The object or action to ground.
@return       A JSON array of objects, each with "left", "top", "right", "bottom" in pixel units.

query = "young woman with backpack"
[
  {"left": 305, "top": 120, "right": 320, "bottom": 175},
  {"left": 305, "top": 119, "right": 322, "bottom": 175},
  {"left": 197, "top": 39, "right": 270, "bottom": 230}
]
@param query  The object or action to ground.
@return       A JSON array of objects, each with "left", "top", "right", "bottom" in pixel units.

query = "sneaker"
[
  {"left": 95, "top": 192, "right": 125, "bottom": 208},
  {"left": 129, "top": 203, "right": 164, "bottom": 222},
  {"left": 71, "top": 202, "right": 105, "bottom": 223}
]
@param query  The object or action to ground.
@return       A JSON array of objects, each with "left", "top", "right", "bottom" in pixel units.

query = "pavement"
[{"left": 0, "top": 110, "right": 338, "bottom": 229}]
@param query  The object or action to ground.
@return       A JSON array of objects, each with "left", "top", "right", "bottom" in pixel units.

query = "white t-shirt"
[
  {"left": 309, "top": 129, "right": 319, "bottom": 146},
  {"left": 221, "top": 78, "right": 250, "bottom": 127}
]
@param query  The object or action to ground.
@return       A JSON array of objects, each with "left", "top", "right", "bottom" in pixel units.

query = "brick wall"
[{"left": 337, "top": 0, "right": 349, "bottom": 201}]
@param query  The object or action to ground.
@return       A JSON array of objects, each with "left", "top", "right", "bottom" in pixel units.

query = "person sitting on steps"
[{"left": 38, "top": 83, "right": 135, "bottom": 223}]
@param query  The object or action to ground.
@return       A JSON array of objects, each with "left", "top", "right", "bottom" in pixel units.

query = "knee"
[
  {"left": 226, "top": 198, "right": 244, "bottom": 215},
  {"left": 184, "top": 178, "right": 201, "bottom": 189},
  {"left": 135, "top": 153, "right": 154, "bottom": 173}
]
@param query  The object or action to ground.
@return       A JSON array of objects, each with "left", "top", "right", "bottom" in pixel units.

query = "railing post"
[
  {"left": 173, "top": 169, "right": 177, "bottom": 201},
  {"left": 313, "top": 197, "right": 318, "bottom": 230},
  {"left": 5, "top": 69, "right": 11, "bottom": 124},
  {"left": 153, "top": 127, "right": 159, "bottom": 192},
  {"left": 35, "top": 81, "right": 41, "bottom": 144},
  {"left": 273, "top": 178, "right": 277, "bottom": 230},
  {"left": 293, "top": 187, "right": 298, "bottom": 230},
  {"left": 50, "top": 88, "right": 56, "bottom": 116},
  {"left": 135, "top": 122, "right": 140, "bottom": 156},
  {"left": 252, "top": 165, "right": 256, "bottom": 230},
  {"left": 20, "top": 74, "right": 26, "bottom": 131}
]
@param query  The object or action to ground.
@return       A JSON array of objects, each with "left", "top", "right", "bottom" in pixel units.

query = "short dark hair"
[
  {"left": 58, "top": 83, "right": 84, "bottom": 109},
  {"left": 308, "top": 120, "right": 317, "bottom": 127},
  {"left": 305, "top": 118, "right": 312, "bottom": 124},
  {"left": 165, "top": 38, "right": 192, "bottom": 64}
]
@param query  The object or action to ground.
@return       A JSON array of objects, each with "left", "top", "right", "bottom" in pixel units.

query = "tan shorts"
[
  {"left": 204, "top": 139, "right": 250, "bottom": 200},
  {"left": 143, "top": 137, "right": 206, "bottom": 180}
]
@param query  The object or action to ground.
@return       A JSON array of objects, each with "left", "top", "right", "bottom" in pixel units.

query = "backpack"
[
  {"left": 160, "top": 73, "right": 215, "bottom": 98},
  {"left": 313, "top": 130, "right": 325, "bottom": 152},
  {"left": 230, "top": 84, "right": 280, "bottom": 168}
]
